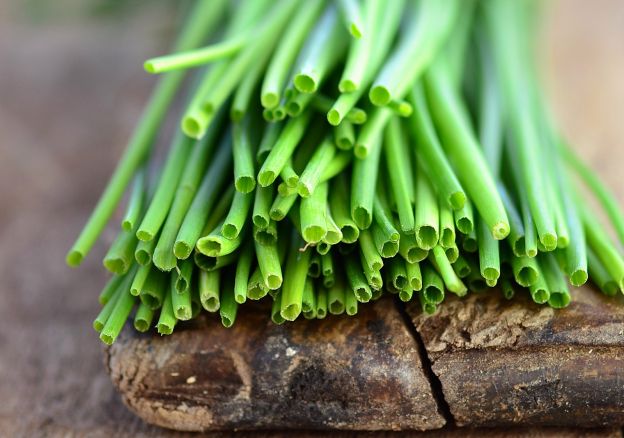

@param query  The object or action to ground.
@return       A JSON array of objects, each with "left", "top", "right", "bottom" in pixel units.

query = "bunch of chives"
[{"left": 68, "top": 0, "right": 624, "bottom": 345}]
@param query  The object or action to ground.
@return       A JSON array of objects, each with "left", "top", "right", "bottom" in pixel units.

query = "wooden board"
[
  {"left": 107, "top": 298, "right": 444, "bottom": 431},
  {"left": 409, "top": 288, "right": 624, "bottom": 427}
]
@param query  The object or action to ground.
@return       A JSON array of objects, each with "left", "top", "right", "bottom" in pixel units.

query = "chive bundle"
[{"left": 68, "top": 0, "right": 624, "bottom": 345}]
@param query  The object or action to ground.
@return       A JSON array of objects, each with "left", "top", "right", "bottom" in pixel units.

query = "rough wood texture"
[
  {"left": 107, "top": 298, "right": 444, "bottom": 432},
  {"left": 408, "top": 288, "right": 624, "bottom": 427}
]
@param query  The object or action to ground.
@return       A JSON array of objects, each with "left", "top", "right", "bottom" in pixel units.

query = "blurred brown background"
[{"left": 0, "top": 0, "right": 622, "bottom": 436}]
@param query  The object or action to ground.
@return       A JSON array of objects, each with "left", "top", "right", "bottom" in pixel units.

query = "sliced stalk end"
[
  {"left": 281, "top": 304, "right": 301, "bottom": 321},
  {"left": 202, "top": 297, "right": 220, "bottom": 312},
  {"left": 66, "top": 250, "right": 84, "bottom": 267},
  {"left": 303, "top": 226, "right": 326, "bottom": 244},
  {"left": 152, "top": 250, "right": 176, "bottom": 272},
  {"left": 531, "top": 288, "right": 550, "bottom": 304},
  {"left": 257, "top": 170, "right": 277, "bottom": 187},
  {"left": 173, "top": 241, "right": 192, "bottom": 260},
  {"left": 235, "top": 176, "right": 256, "bottom": 194},
  {"left": 449, "top": 192, "right": 466, "bottom": 210},
  {"left": 352, "top": 206, "right": 372, "bottom": 230},
  {"left": 517, "top": 267, "right": 538, "bottom": 287},
  {"left": 266, "top": 274, "right": 282, "bottom": 290},
  {"left": 399, "top": 289, "right": 413, "bottom": 302},
  {"left": 369, "top": 86, "right": 391, "bottom": 106},
  {"left": 329, "top": 301, "right": 345, "bottom": 315},
  {"left": 339, "top": 79, "right": 357, "bottom": 93},
  {"left": 222, "top": 224, "right": 240, "bottom": 240},
  {"left": 570, "top": 269, "right": 588, "bottom": 287},
  {"left": 197, "top": 239, "right": 222, "bottom": 257},
  {"left": 136, "top": 230, "right": 154, "bottom": 242},
  {"left": 100, "top": 333, "right": 115, "bottom": 346},
  {"left": 540, "top": 232, "right": 558, "bottom": 251},
  {"left": 103, "top": 258, "right": 128, "bottom": 275},
  {"left": 140, "top": 293, "right": 161, "bottom": 310},
  {"left": 174, "top": 306, "right": 192, "bottom": 321},
  {"left": 143, "top": 61, "right": 157, "bottom": 74},
  {"left": 182, "top": 116, "right": 204, "bottom": 139},
  {"left": 416, "top": 226, "right": 438, "bottom": 250},
  {"left": 354, "top": 287, "right": 371, "bottom": 303},
  {"left": 423, "top": 286, "right": 444, "bottom": 304},
  {"left": 381, "top": 241, "right": 399, "bottom": 258},
  {"left": 492, "top": 221, "right": 510, "bottom": 240},
  {"left": 157, "top": 323, "right": 174, "bottom": 335},
  {"left": 353, "top": 143, "right": 368, "bottom": 159},
  {"left": 261, "top": 92, "right": 279, "bottom": 109},
  {"left": 134, "top": 318, "right": 150, "bottom": 333},
  {"left": 548, "top": 292, "right": 571, "bottom": 309},
  {"left": 294, "top": 74, "right": 317, "bottom": 94},
  {"left": 327, "top": 109, "right": 342, "bottom": 126},
  {"left": 482, "top": 267, "right": 500, "bottom": 283},
  {"left": 340, "top": 225, "right": 360, "bottom": 243},
  {"left": 456, "top": 218, "right": 473, "bottom": 235},
  {"left": 422, "top": 302, "right": 437, "bottom": 315}
]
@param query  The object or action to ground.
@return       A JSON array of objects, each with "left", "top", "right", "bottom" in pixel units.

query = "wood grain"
[
  {"left": 107, "top": 298, "right": 444, "bottom": 432},
  {"left": 408, "top": 288, "right": 624, "bottom": 427}
]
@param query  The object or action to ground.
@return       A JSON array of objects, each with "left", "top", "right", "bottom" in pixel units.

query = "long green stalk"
[
  {"left": 174, "top": 137, "right": 233, "bottom": 259},
  {"left": 351, "top": 127, "right": 383, "bottom": 229},
  {"left": 133, "top": 302, "right": 155, "bottom": 333},
  {"left": 171, "top": 273, "right": 192, "bottom": 320},
  {"left": 103, "top": 228, "right": 137, "bottom": 275},
  {"left": 258, "top": 112, "right": 311, "bottom": 187},
  {"left": 424, "top": 58, "right": 509, "bottom": 239},
  {"left": 338, "top": 0, "right": 379, "bottom": 90},
  {"left": 430, "top": 246, "right": 467, "bottom": 296},
  {"left": 562, "top": 143, "right": 624, "bottom": 245},
  {"left": 220, "top": 276, "right": 238, "bottom": 327},
  {"left": 345, "top": 256, "right": 372, "bottom": 303},
  {"left": 66, "top": 0, "right": 227, "bottom": 266},
  {"left": 139, "top": 269, "right": 167, "bottom": 310},
  {"left": 329, "top": 174, "right": 359, "bottom": 243},
  {"left": 415, "top": 170, "right": 439, "bottom": 250},
  {"left": 182, "top": 0, "right": 300, "bottom": 139},
  {"left": 369, "top": 0, "right": 459, "bottom": 106},
  {"left": 327, "top": 0, "right": 404, "bottom": 125},
  {"left": 157, "top": 282, "right": 177, "bottom": 335},
  {"left": 407, "top": 83, "right": 465, "bottom": 210},
  {"left": 384, "top": 118, "right": 415, "bottom": 233},
  {"left": 484, "top": 0, "right": 555, "bottom": 248},
  {"left": 255, "top": 238, "right": 283, "bottom": 290},
  {"left": 293, "top": 5, "right": 348, "bottom": 94},
  {"left": 199, "top": 269, "right": 220, "bottom": 311},
  {"left": 281, "top": 238, "right": 312, "bottom": 321},
  {"left": 300, "top": 182, "right": 328, "bottom": 244},
  {"left": 261, "top": 0, "right": 327, "bottom": 108},
  {"left": 121, "top": 169, "right": 146, "bottom": 232},
  {"left": 152, "top": 119, "right": 221, "bottom": 271},
  {"left": 422, "top": 264, "right": 445, "bottom": 304},
  {"left": 233, "top": 118, "right": 257, "bottom": 193},
  {"left": 222, "top": 191, "right": 253, "bottom": 240},
  {"left": 298, "top": 139, "right": 336, "bottom": 198}
]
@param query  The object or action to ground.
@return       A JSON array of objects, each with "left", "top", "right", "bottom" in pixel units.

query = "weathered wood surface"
[
  {"left": 108, "top": 287, "right": 624, "bottom": 431},
  {"left": 107, "top": 298, "right": 444, "bottom": 432},
  {"left": 408, "top": 288, "right": 624, "bottom": 427}
]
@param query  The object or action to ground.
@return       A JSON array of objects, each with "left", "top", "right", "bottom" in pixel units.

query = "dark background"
[{"left": 0, "top": 0, "right": 623, "bottom": 436}]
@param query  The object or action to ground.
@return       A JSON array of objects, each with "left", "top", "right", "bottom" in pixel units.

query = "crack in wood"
[{"left": 394, "top": 297, "right": 455, "bottom": 427}]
